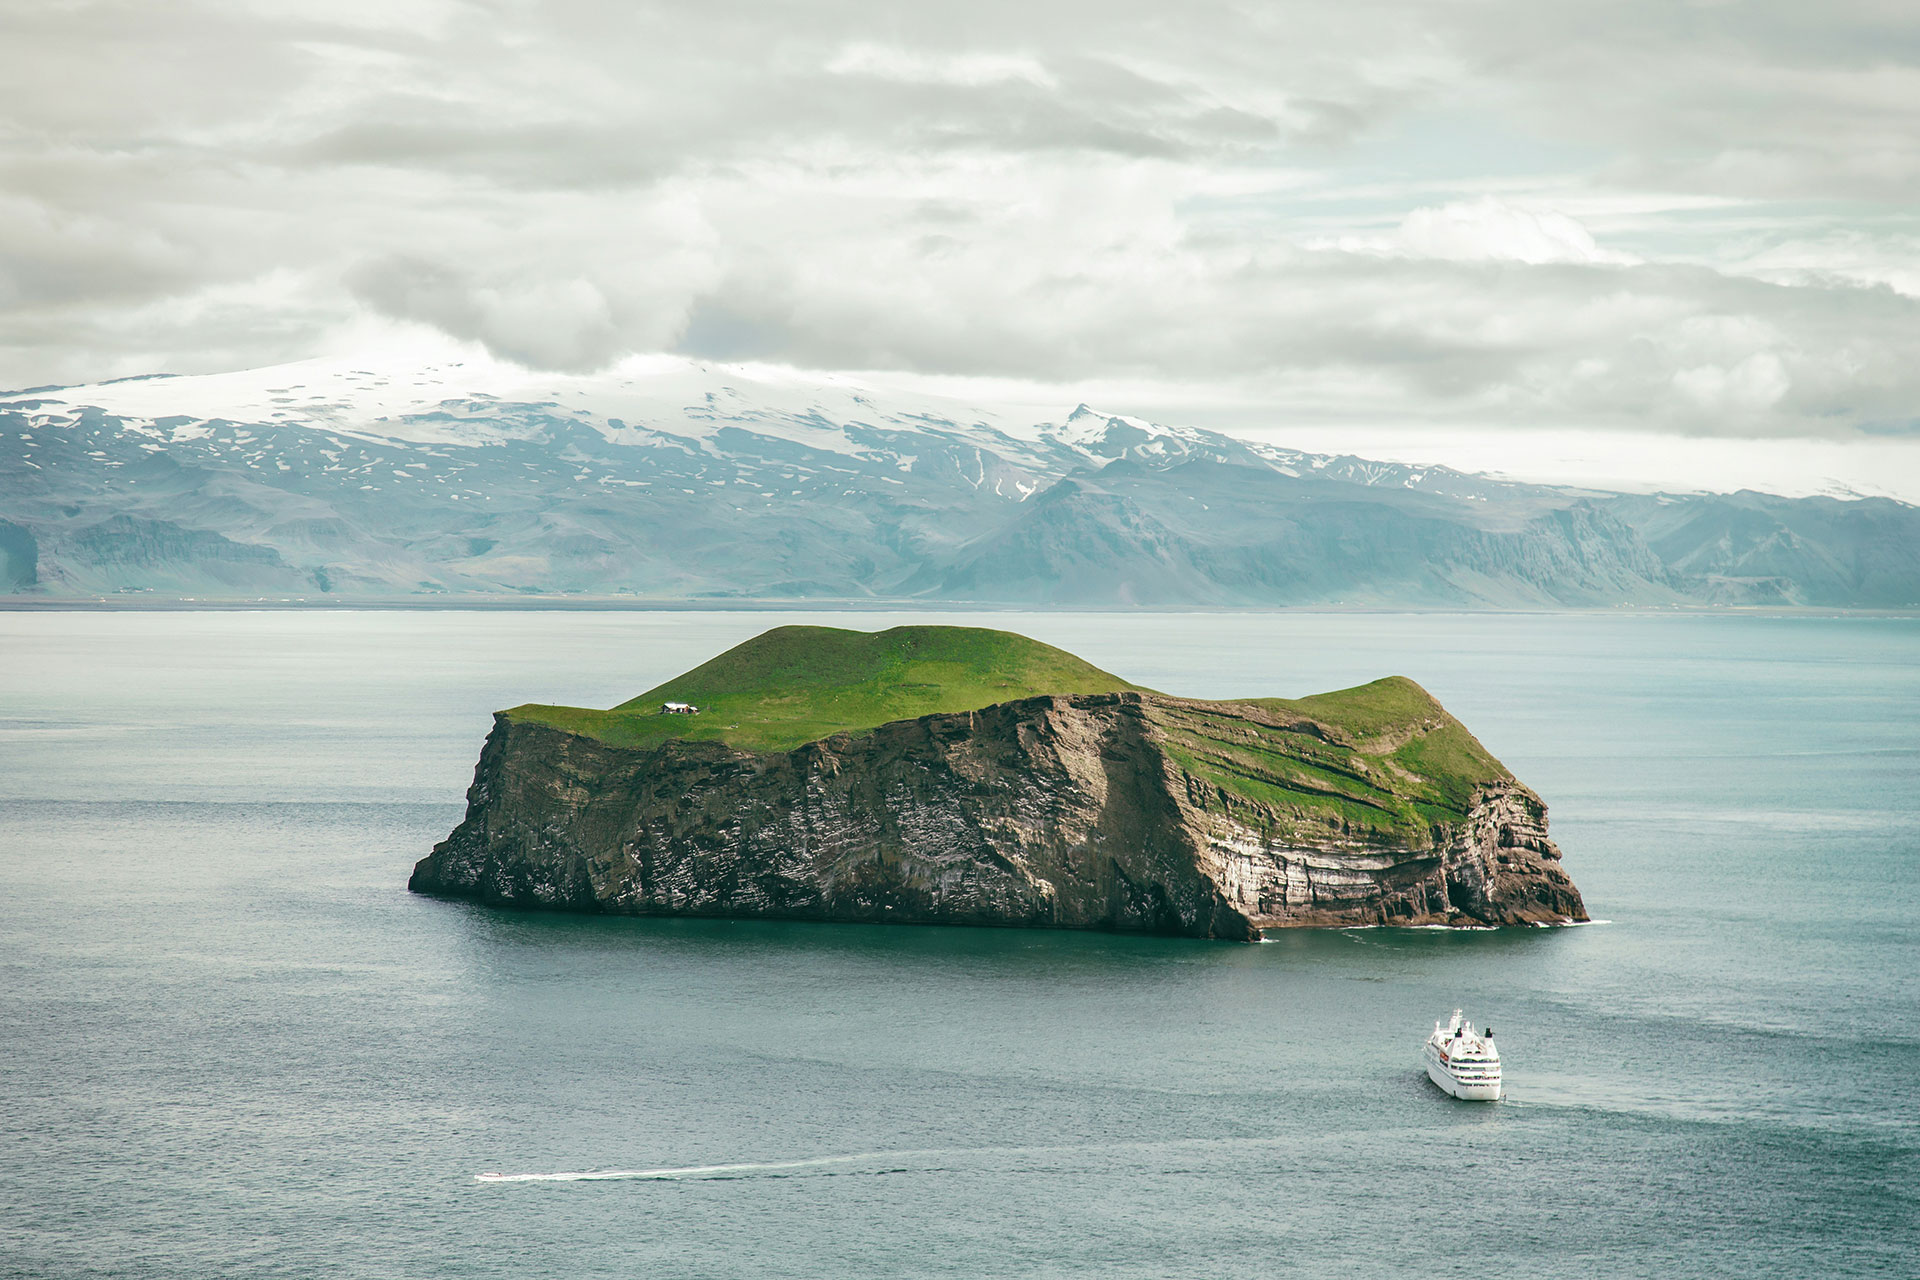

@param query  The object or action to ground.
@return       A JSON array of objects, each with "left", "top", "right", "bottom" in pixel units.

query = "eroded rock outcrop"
[{"left": 411, "top": 690, "right": 1585, "bottom": 939}]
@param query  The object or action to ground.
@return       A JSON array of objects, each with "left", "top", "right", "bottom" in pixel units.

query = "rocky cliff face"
[{"left": 411, "top": 691, "right": 1585, "bottom": 939}]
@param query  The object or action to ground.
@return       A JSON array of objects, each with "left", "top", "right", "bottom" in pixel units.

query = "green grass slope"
[
  {"left": 1153, "top": 677, "right": 1512, "bottom": 844},
  {"left": 507, "top": 624, "right": 1145, "bottom": 752}
]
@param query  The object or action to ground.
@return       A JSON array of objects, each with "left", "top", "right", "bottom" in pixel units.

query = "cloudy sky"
[{"left": 5, "top": 0, "right": 1919, "bottom": 492}]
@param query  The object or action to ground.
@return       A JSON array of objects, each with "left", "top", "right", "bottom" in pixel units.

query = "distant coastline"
[{"left": 6, "top": 595, "right": 1918, "bottom": 617}]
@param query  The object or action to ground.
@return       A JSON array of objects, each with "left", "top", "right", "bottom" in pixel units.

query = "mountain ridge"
[{"left": 4, "top": 355, "right": 1917, "bottom": 608}]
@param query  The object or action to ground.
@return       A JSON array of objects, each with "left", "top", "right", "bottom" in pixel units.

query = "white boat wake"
[
  {"left": 475, "top": 1153, "right": 885, "bottom": 1183},
  {"left": 473, "top": 1132, "right": 1408, "bottom": 1186}
]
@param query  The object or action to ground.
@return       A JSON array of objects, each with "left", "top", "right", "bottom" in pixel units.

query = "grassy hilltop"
[
  {"left": 507, "top": 624, "right": 1513, "bottom": 845},
  {"left": 509, "top": 625, "right": 1145, "bottom": 753}
]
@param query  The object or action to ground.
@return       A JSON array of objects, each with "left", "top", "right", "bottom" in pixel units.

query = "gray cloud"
[
  {"left": 676, "top": 245, "right": 1920, "bottom": 435},
  {"left": 3, "top": 0, "right": 1918, "bottom": 438}
]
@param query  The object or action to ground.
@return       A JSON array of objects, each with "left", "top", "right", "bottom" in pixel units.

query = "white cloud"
[
  {"left": 1321, "top": 197, "right": 1639, "bottom": 265},
  {"left": 826, "top": 43, "right": 1056, "bottom": 88},
  {"left": 1672, "top": 352, "right": 1792, "bottom": 416},
  {"left": 349, "top": 261, "right": 624, "bottom": 371},
  {"left": 1721, "top": 229, "right": 1920, "bottom": 298},
  {"left": 3, "top": 0, "right": 1919, "bottom": 449},
  {"left": 1397, "top": 197, "right": 1638, "bottom": 265}
]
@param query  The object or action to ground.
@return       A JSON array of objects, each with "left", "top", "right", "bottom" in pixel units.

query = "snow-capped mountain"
[
  {"left": 7, "top": 351, "right": 1526, "bottom": 497},
  {"left": 2, "top": 354, "right": 1916, "bottom": 607}
]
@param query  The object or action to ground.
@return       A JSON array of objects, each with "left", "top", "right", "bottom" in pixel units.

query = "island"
[{"left": 409, "top": 625, "right": 1587, "bottom": 940}]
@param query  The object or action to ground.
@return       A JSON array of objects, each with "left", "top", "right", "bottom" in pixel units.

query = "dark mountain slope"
[{"left": 1604, "top": 492, "right": 1920, "bottom": 607}]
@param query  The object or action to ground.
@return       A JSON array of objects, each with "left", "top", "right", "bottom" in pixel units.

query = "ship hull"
[{"left": 1422, "top": 1045, "right": 1501, "bottom": 1100}]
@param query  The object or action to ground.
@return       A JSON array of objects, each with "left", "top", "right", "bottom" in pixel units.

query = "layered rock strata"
[{"left": 411, "top": 691, "right": 1585, "bottom": 940}]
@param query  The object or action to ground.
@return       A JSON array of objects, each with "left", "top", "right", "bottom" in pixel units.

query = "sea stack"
[{"left": 410, "top": 625, "right": 1586, "bottom": 939}]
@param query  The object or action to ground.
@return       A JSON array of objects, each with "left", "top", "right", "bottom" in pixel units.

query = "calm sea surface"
[{"left": 3, "top": 610, "right": 1916, "bottom": 1278}]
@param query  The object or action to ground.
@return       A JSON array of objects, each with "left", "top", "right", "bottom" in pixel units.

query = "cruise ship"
[{"left": 1423, "top": 1010, "right": 1502, "bottom": 1100}]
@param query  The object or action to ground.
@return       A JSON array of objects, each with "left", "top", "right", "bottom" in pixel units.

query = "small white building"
[{"left": 661, "top": 701, "right": 699, "bottom": 715}]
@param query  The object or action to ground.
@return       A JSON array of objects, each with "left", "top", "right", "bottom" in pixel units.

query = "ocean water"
[{"left": 2, "top": 609, "right": 1916, "bottom": 1279}]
